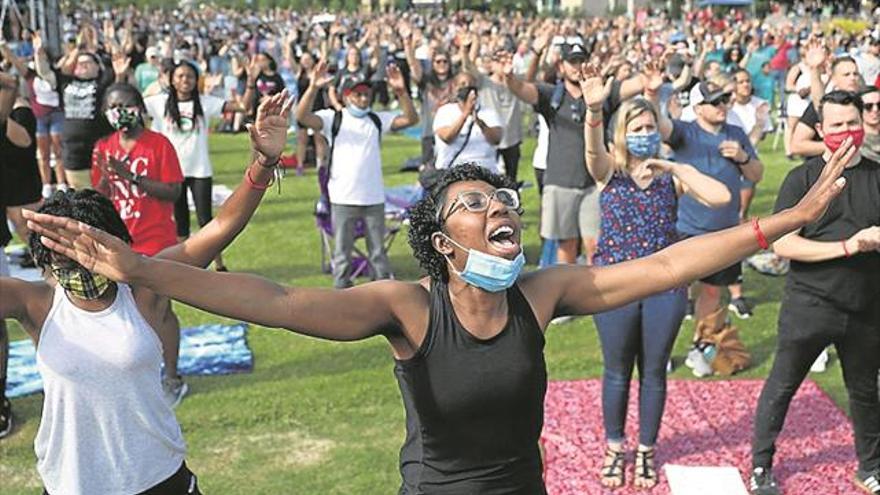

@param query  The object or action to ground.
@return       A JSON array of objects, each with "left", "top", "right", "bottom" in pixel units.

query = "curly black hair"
[
  {"left": 407, "top": 163, "right": 518, "bottom": 282},
  {"left": 29, "top": 189, "right": 132, "bottom": 270}
]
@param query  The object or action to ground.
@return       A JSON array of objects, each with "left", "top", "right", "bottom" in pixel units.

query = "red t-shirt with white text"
[{"left": 91, "top": 129, "right": 183, "bottom": 256}]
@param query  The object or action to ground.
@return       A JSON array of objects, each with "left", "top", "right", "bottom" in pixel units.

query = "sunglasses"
[
  {"left": 438, "top": 188, "right": 521, "bottom": 223},
  {"left": 703, "top": 94, "right": 732, "bottom": 107},
  {"left": 864, "top": 102, "right": 880, "bottom": 112},
  {"left": 434, "top": 59, "right": 449, "bottom": 64}
]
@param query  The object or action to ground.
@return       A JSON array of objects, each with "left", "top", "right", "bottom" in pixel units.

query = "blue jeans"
[{"left": 593, "top": 288, "right": 687, "bottom": 446}]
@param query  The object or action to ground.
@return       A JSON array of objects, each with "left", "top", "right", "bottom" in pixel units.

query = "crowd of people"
[{"left": 1, "top": 1, "right": 879, "bottom": 494}]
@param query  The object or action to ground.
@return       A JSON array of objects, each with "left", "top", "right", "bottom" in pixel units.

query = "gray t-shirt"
[
  {"left": 478, "top": 74, "right": 524, "bottom": 149},
  {"left": 862, "top": 133, "right": 880, "bottom": 163},
  {"left": 535, "top": 83, "right": 594, "bottom": 189},
  {"left": 418, "top": 70, "right": 455, "bottom": 139}
]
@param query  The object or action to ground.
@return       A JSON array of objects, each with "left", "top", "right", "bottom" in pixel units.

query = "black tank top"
[{"left": 394, "top": 281, "right": 547, "bottom": 495}]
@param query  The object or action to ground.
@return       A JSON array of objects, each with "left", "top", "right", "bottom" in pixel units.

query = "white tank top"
[{"left": 35, "top": 284, "right": 186, "bottom": 495}]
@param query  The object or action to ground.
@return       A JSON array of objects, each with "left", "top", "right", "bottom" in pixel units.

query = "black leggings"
[
  {"left": 44, "top": 462, "right": 201, "bottom": 495},
  {"left": 174, "top": 177, "right": 214, "bottom": 238}
]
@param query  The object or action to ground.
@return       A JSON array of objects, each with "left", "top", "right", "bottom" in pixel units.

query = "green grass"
[{"left": 0, "top": 131, "right": 847, "bottom": 494}]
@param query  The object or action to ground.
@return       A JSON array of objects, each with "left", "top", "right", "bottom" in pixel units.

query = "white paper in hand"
[{"left": 664, "top": 464, "right": 749, "bottom": 495}]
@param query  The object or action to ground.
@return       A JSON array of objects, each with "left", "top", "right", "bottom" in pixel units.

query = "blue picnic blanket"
[{"left": 5, "top": 323, "right": 253, "bottom": 399}]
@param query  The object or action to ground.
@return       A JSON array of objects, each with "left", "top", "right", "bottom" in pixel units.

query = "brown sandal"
[
  {"left": 634, "top": 448, "right": 658, "bottom": 489},
  {"left": 600, "top": 446, "right": 626, "bottom": 488}
]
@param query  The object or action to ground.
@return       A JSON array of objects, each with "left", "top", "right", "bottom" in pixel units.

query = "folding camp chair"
[{"left": 314, "top": 166, "right": 413, "bottom": 285}]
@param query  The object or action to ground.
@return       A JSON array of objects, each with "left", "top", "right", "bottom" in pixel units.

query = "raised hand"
[
  {"left": 247, "top": 89, "right": 295, "bottom": 160},
  {"left": 111, "top": 53, "right": 131, "bottom": 76},
  {"left": 533, "top": 29, "right": 552, "bottom": 54},
  {"left": 309, "top": 60, "right": 334, "bottom": 89},
  {"left": 386, "top": 64, "right": 406, "bottom": 93},
  {"left": 23, "top": 210, "right": 142, "bottom": 284},
  {"left": 246, "top": 57, "right": 261, "bottom": 82},
  {"left": 792, "top": 138, "right": 854, "bottom": 224},
  {"left": 641, "top": 59, "right": 664, "bottom": 94},
  {"left": 580, "top": 62, "right": 611, "bottom": 110},
  {"left": 804, "top": 39, "right": 827, "bottom": 69}
]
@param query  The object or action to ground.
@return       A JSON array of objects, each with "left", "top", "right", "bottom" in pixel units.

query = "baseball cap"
[
  {"left": 146, "top": 47, "right": 160, "bottom": 59},
  {"left": 697, "top": 81, "right": 731, "bottom": 105},
  {"left": 342, "top": 76, "right": 372, "bottom": 93},
  {"left": 561, "top": 43, "right": 588, "bottom": 63}
]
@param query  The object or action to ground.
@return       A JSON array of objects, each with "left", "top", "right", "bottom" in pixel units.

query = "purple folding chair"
[{"left": 314, "top": 166, "right": 407, "bottom": 284}]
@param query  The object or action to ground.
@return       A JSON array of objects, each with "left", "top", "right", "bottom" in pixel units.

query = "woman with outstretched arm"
[{"left": 25, "top": 138, "right": 854, "bottom": 494}]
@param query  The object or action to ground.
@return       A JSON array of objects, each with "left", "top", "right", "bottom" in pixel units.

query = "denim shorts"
[{"left": 36, "top": 110, "right": 64, "bottom": 137}]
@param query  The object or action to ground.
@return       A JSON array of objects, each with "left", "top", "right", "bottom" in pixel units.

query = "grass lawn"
[{"left": 0, "top": 130, "right": 849, "bottom": 494}]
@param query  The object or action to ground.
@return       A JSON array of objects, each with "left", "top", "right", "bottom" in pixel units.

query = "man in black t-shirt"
[{"left": 749, "top": 91, "right": 880, "bottom": 495}]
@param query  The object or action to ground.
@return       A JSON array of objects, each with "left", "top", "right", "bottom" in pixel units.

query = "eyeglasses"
[
  {"left": 434, "top": 59, "right": 449, "bottom": 65},
  {"left": 438, "top": 188, "right": 521, "bottom": 223},
  {"left": 864, "top": 102, "right": 880, "bottom": 112}
]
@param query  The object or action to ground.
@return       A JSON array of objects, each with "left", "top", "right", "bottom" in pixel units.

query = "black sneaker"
[
  {"left": 684, "top": 299, "right": 695, "bottom": 320},
  {"left": 729, "top": 297, "right": 754, "bottom": 319},
  {"left": 750, "top": 467, "right": 780, "bottom": 495},
  {"left": 0, "top": 397, "right": 12, "bottom": 439},
  {"left": 857, "top": 468, "right": 880, "bottom": 494}
]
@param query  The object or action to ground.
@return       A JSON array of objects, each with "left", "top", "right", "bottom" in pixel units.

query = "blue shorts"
[
  {"left": 36, "top": 110, "right": 64, "bottom": 137},
  {"left": 741, "top": 177, "right": 755, "bottom": 190}
]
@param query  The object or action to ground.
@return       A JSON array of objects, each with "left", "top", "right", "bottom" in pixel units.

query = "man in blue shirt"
[{"left": 655, "top": 81, "right": 764, "bottom": 367}]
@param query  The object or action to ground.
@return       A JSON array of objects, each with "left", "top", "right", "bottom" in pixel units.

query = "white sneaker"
[
  {"left": 162, "top": 376, "right": 189, "bottom": 409},
  {"left": 810, "top": 349, "right": 828, "bottom": 373},
  {"left": 685, "top": 348, "right": 713, "bottom": 378},
  {"left": 41, "top": 184, "right": 54, "bottom": 199},
  {"left": 56, "top": 183, "right": 69, "bottom": 193},
  {"left": 550, "top": 315, "right": 575, "bottom": 325}
]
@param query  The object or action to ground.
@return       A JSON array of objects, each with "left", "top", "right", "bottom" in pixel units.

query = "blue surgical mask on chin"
[
  {"left": 439, "top": 234, "right": 525, "bottom": 292},
  {"left": 625, "top": 131, "right": 661, "bottom": 158},
  {"left": 347, "top": 105, "right": 369, "bottom": 118}
]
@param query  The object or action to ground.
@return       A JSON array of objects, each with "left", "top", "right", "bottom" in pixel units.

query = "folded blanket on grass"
[{"left": 6, "top": 323, "right": 253, "bottom": 399}]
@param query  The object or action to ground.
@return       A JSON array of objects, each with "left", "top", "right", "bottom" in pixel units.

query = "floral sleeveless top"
[{"left": 594, "top": 172, "right": 679, "bottom": 267}]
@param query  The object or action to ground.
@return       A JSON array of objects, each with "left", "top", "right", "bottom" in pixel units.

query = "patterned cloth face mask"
[
  {"left": 104, "top": 106, "right": 142, "bottom": 131},
  {"left": 50, "top": 264, "right": 114, "bottom": 300},
  {"left": 625, "top": 131, "right": 661, "bottom": 158}
]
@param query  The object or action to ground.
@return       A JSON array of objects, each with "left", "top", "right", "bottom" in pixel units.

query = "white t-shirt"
[
  {"left": 144, "top": 93, "right": 225, "bottom": 178},
  {"left": 432, "top": 103, "right": 502, "bottom": 172},
  {"left": 731, "top": 96, "right": 773, "bottom": 137},
  {"left": 317, "top": 108, "right": 396, "bottom": 206},
  {"left": 532, "top": 114, "right": 549, "bottom": 171}
]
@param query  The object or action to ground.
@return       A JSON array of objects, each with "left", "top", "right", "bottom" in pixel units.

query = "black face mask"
[{"left": 457, "top": 85, "right": 478, "bottom": 102}]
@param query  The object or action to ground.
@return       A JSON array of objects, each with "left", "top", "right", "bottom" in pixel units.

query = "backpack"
[{"left": 327, "top": 109, "right": 383, "bottom": 171}]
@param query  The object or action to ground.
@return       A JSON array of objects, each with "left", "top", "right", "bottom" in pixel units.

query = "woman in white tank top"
[{"left": 0, "top": 92, "right": 292, "bottom": 495}]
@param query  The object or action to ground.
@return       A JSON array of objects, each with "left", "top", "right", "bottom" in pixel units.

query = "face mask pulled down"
[{"left": 439, "top": 234, "right": 525, "bottom": 292}]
